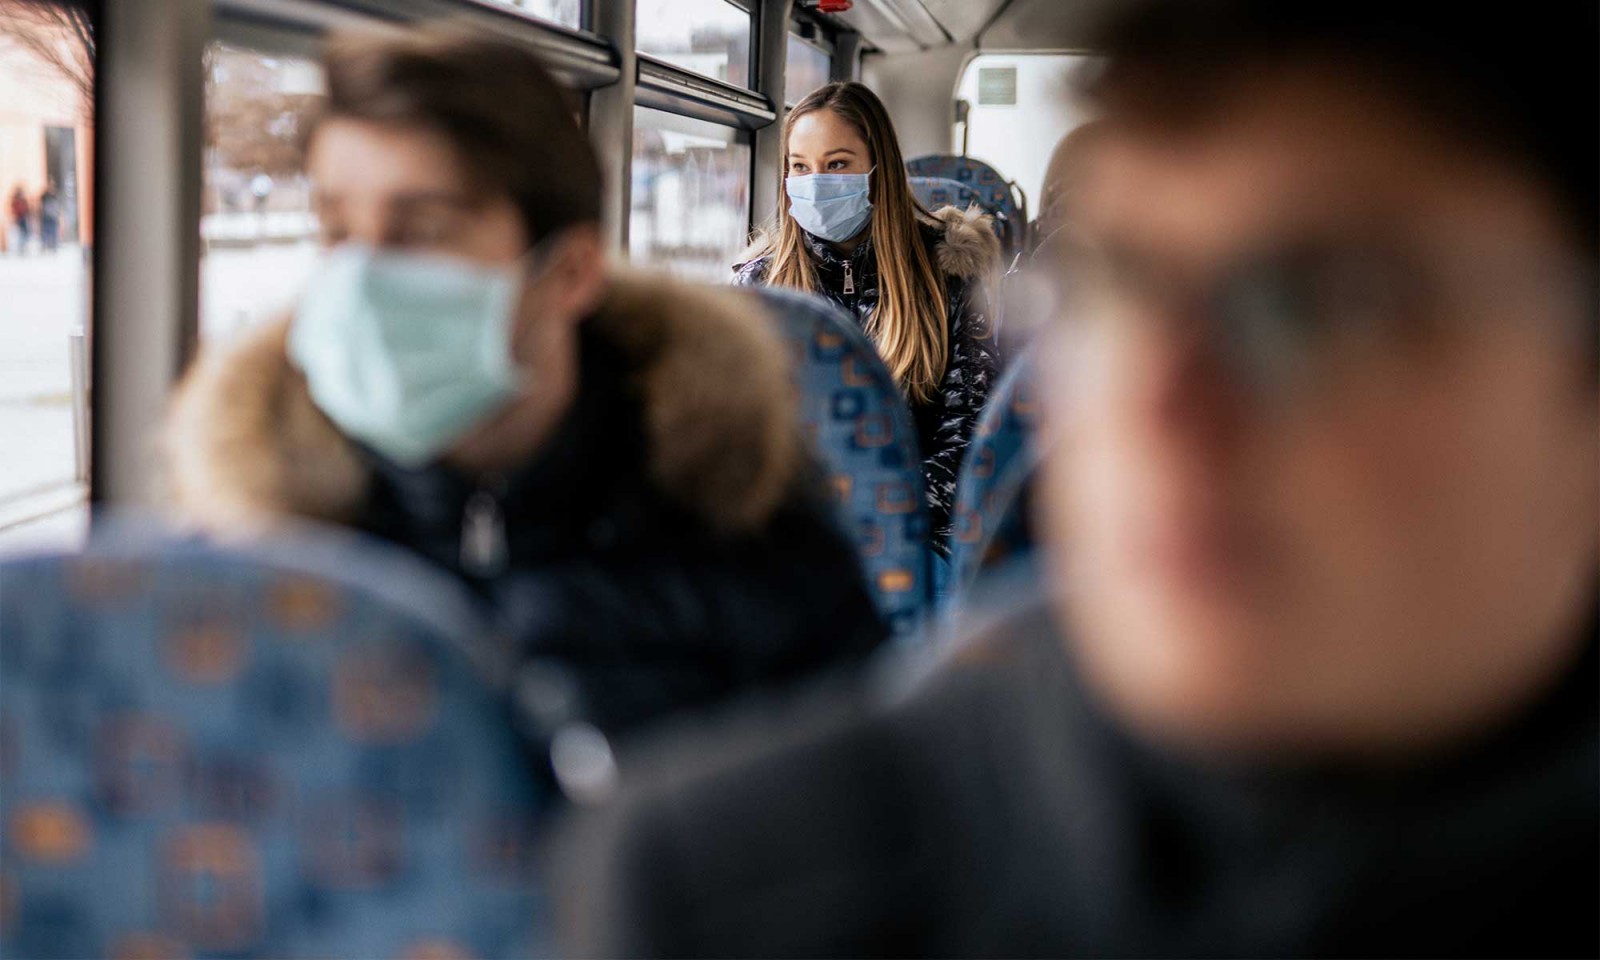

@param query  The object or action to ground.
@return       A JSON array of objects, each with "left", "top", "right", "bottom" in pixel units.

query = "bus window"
[
  {"left": 954, "top": 54, "right": 1095, "bottom": 212},
  {"left": 200, "top": 44, "right": 324, "bottom": 340},
  {"left": 481, "top": 0, "right": 584, "bottom": 30},
  {"left": 635, "top": 0, "right": 751, "bottom": 89},
  {"left": 784, "top": 32, "right": 830, "bottom": 107},
  {"left": 629, "top": 106, "right": 750, "bottom": 281},
  {"left": 0, "top": 0, "right": 93, "bottom": 548}
]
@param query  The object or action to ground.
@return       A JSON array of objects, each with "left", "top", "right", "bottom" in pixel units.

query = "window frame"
[
  {"left": 216, "top": 0, "right": 774, "bottom": 256},
  {"left": 623, "top": 0, "right": 771, "bottom": 252},
  {"left": 214, "top": 0, "right": 621, "bottom": 88},
  {"left": 627, "top": 104, "right": 755, "bottom": 279},
  {"left": 96, "top": 0, "right": 802, "bottom": 512},
  {"left": 781, "top": 22, "right": 832, "bottom": 108},
  {"left": 633, "top": 0, "right": 757, "bottom": 94}
]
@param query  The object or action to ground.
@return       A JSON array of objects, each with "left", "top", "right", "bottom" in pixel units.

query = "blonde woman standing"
[{"left": 736, "top": 82, "right": 1000, "bottom": 553}]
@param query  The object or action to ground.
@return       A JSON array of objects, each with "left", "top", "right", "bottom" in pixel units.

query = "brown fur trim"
[
  {"left": 162, "top": 320, "right": 368, "bottom": 538},
  {"left": 734, "top": 230, "right": 773, "bottom": 267},
  {"left": 928, "top": 204, "right": 1001, "bottom": 282},
  {"left": 162, "top": 268, "right": 800, "bottom": 537},
  {"left": 930, "top": 204, "right": 1003, "bottom": 326},
  {"left": 588, "top": 270, "right": 799, "bottom": 535}
]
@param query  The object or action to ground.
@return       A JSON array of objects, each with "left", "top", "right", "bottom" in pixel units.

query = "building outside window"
[
  {"left": 635, "top": 0, "right": 751, "bottom": 89},
  {"left": 630, "top": 106, "right": 751, "bottom": 282},
  {"left": 784, "top": 32, "right": 830, "bottom": 107},
  {"left": 0, "top": 0, "right": 94, "bottom": 546},
  {"left": 481, "top": 0, "right": 584, "bottom": 30},
  {"left": 200, "top": 43, "right": 325, "bottom": 340}
]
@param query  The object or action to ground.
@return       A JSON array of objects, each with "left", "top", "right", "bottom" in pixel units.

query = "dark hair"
[
  {"left": 315, "top": 23, "right": 601, "bottom": 239},
  {"left": 1082, "top": 0, "right": 1598, "bottom": 258}
]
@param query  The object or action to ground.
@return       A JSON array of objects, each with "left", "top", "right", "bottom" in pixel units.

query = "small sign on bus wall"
[{"left": 978, "top": 66, "right": 1017, "bottom": 106}]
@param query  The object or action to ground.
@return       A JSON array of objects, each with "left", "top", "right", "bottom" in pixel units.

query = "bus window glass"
[
  {"left": 481, "top": 0, "right": 583, "bottom": 29},
  {"left": 0, "top": 0, "right": 94, "bottom": 547},
  {"left": 784, "top": 33, "right": 830, "bottom": 107},
  {"left": 954, "top": 54, "right": 1096, "bottom": 210},
  {"left": 636, "top": 0, "right": 750, "bottom": 89},
  {"left": 201, "top": 43, "right": 324, "bottom": 341},
  {"left": 630, "top": 107, "right": 750, "bottom": 282}
]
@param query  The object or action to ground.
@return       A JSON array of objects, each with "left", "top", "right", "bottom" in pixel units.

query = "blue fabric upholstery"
[
  {"left": 750, "top": 287, "right": 930, "bottom": 637},
  {"left": 949, "top": 356, "right": 1041, "bottom": 599},
  {"left": 908, "top": 176, "right": 985, "bottom": 217},
  {"left": 0, "top": 526, "right": 546, "bottom": 959},
  {"left": 907, "top": 176, "right": 1012, "bottom": 249},
  {"left": 905, "top": 155, "right": 1026, "bottom": 254}
]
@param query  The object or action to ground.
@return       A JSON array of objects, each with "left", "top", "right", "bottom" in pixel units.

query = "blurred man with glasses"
[{"left": 556, "top": 3, "right": 1597, "bottom": 955}]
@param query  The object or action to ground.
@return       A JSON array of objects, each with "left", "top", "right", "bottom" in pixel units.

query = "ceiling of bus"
[{"left": 836, "top": 0, "right": 1117, "bottom": 54}]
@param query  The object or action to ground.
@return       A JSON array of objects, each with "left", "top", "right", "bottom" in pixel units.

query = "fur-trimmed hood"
[
  {"left": 163, "top": 269, "right": 800, "bottom": 538},
  {"left": 925, "top": 204, "right": 1002, "bottom": 288}
]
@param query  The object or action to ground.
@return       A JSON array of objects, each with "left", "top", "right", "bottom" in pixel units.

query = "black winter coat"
[
  {"left": 164, "top": 271, "right": 888, "bottom": 742},
  {"left": 558, "top": 599, "right": 1600, "bottom": 957},
  {"left": 735, "top": 206, "right": 1001, "bottom": 550}
]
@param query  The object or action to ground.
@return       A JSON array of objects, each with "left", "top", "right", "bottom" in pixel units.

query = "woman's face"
[{"left": 786, "top": 109, "right": 872, "bottom": 177}]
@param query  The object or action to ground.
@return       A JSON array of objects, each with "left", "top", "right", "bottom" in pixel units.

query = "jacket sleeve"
[{"left": 922, "top": 275, "right": 999, "bottom": 550}]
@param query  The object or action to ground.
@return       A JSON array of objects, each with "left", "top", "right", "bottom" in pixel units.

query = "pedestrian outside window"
[{"left": 0, "top": 0, "right": 95, "bottom": 549}]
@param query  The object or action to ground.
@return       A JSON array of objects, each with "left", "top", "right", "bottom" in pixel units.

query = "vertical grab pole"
[
  {"left": 829, "top": 29, "right": 861, "bottom": 83},
  {"left": 91, "top": 0, "right": 209, "bottom": 508},
  {"left": 751, "top": 0, "right": 793, "bottom": 239},
  {"left": 68, "top": 328, "right": 88, "bottom": 485},
  {"left": 588, "top": 0, "right": 637, "bottom": 253}
]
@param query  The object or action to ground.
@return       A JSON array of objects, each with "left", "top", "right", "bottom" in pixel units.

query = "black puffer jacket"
[
  {"left": 163, "top": 271, "right": 888, "bottom": 741},
  {"left": 734, "top": 206, "right": 1001, "bottom": 550}
]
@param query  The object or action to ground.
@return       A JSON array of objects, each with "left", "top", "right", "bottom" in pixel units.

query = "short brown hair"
[{"left": 316, "top": 23, "right": 601, "bottom": 239}]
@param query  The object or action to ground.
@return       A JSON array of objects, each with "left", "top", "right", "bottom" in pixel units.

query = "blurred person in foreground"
[
  {"left": 554, "top": 1, "right": 1598, "bottom": 955},
  {"left": 164, "top": 25, "right": 885, "bottom": 744}
]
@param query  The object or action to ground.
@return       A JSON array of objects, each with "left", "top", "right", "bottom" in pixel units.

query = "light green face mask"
[{"left": 288, "top": 245, "right": 529, "bottom": 468}]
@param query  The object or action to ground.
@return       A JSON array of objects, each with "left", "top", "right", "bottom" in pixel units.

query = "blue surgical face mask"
[
  {"left": 288, "top": 245, "right": 529, "bottom": 468},
  {"left": 786, "top": 169, "right": 874, "bottom": 243}
]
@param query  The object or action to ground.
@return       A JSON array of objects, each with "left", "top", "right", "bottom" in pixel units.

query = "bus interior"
[{"left": 1, "top": 0, "right": 1595, "bottom": 956}]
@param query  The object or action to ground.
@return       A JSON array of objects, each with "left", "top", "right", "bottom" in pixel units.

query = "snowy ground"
[{"left": 0, "top": 237, "right": 320, "bottom": 518}]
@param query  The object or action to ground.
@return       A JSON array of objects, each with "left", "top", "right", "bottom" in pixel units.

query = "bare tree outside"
[
  {"left": 205, "top": 44, "right": 322, "bottom": 193},
  {"left": 200, "top": 43, "right": 325, "bottom": 339},
  {"left": 0, "top": 0, "right": 93, "bottom": 114}
]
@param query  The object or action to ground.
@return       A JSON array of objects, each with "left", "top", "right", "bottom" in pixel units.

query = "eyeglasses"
[{"left": 1044, "top": 234, "right": 1596, "bottom": 393}]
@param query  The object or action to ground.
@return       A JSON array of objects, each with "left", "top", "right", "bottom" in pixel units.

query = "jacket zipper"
[
  {"left": 843, "top": 259, "right": 856, "bottom": 295},
  {"left": 461, "top": 472, "right": 509, "bottom": 578}
]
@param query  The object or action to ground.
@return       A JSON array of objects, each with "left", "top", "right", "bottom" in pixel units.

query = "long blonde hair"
[{"left": 758, "top": 82, "right": 948, "bottom": 404}]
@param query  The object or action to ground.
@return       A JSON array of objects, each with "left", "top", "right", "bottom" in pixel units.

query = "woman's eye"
[
  {"left": 791, "top": 163, "right": 809, "bottom": 174},
  {"left": 827, "top": 160, "right": 848, "bottom": 170}
]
